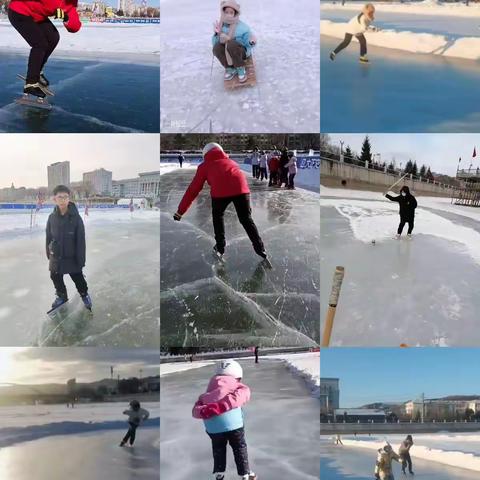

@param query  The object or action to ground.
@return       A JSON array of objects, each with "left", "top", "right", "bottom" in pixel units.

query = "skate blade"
[
  {"left": 16, "top": 94, "right": 52, "bottom": 110},
  {"left": 16, "top": 74, "right": 54, "bottom": 96}
]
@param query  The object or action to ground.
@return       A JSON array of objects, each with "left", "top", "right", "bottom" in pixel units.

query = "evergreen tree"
[
  {"left": 344, "top": 146, "right": 353, "bottom": 164},
  {"left": 412, "top": 161, "right": 418, "bottom": 177},
  {"left": 360, "top": 136, "right": 372, "bottom": 166},
  {"left": 420, "top": 165, "right": 427, "bottom": 178},
  {"left": 404, "top": 160, "right": 413, "bottom": 174},
  {"left": 426, "top": 167, "right": 435, "bottom": 181},
  {"left": 387, "top": 162, "right": 395, "bottom": 174}
]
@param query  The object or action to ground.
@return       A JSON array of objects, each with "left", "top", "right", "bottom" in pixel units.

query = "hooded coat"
[
  {"left": 386, "top": 187, "right": 417, "bottom": 220},
  {"left": 375, "top": 446, "right": 401, "bottom": 479},
  {"left": 123, "top": 407, "right": 150, "bottom": 426},
  {"left": 46, "top": 202, "right": 86, "bottom": 274}
]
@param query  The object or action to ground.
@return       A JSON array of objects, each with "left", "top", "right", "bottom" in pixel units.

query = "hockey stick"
[
  {"left": 385, "top": 172, "right": 409, "bottom": 194},
  {"left": 321, "top": 266, "right": 345, "bottom": 347}
]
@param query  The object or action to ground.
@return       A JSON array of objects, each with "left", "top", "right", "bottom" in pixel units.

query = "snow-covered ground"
[
  {"left": 0, "top": 21, "right": 159, "bottom": 63},
  {"left": 160, "top": 0, "right": 320, "bottom": 133},
  {"left": 320, "top": 186, "right": 480, "bottom": 346},
  {"left": 321, "top": 2, "right": 480, "bottom": 60},
  {"left": 161, "top": 359, "right": 320, "bottom": 479},
  {"left": 0, "top": 208, "right": 160, "bottom": 347},
  {"left": 0, "top": 402, "right": 159, "bottom": 480}
]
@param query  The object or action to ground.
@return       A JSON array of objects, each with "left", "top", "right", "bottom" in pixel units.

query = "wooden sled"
[{"left": 224, "top": 56, "right": 257, "bottom": 90}]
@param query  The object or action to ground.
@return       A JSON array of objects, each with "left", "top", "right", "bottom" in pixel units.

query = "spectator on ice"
[
  {"left": 173, "top": 143, "right": 268, "bottom": 261},
  {"left": 258, "top": 151, "right": 268, "bottom": 181},
  {"left": 120, "top": 400, "right": 150, "bottom": 447},
  {"left": 212, "top": 0, "right": 256, "bottom": 84},
  {"left": 399, "top": 435, "right": 414, "bottom": 475},
  {"left": 192, "top": 359, "right": 256, "bottom": 480},
  {"left": 250, "top": 147, "right": 260, "bottom": 179},
  {"left": 286, "top": 152, "right": 298, "bottom": 190},
  {"left": 329, "top": 4, "right": 377, "bottom": 64},
  {"left": 267, "top": 151, "right": 280, "bottom": 187}
]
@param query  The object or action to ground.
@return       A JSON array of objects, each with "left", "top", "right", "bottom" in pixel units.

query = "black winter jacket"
[
  {"left": 386, "top": 193, "right": 417, "bottom": 219},
  {"left": 46, "top": 202, "right": 86, "bottom": 274}
]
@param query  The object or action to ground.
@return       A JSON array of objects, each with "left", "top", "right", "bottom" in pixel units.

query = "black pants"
[
  {"left": 208, "top": 427, "right": 250, "bottom": 476},
  {"left": 212, "top": 194, "right": 265, "bottom": 255},
  {"left": 122, "top": 422, "right": 138, "bottom": 446},
  {"left": 333, "top": 33, "right": 367, "bottom": 57},
  {"left": 288, "top": 173, "right": 296, "bottom": 189},
  {"left": 398, "top": 217, "right": 414, "bottom": 235},
  {"left": 280, "top": 168, "right": 289, "bottom": 187},
  {"left": 50, "top": 271, "right": 88, "bottom": 299},
  {"left": 8, "top": 9, "right": 59, "bottom": 83},
  {"left": 252, "top": 165, "right": 259, "bottom": 178},
  {"left": 259, "top": 167, "right": 267, "bottom": 181},
  {"left": 401, "top": 452, "right": 413, "bottom": 473},
  {"left": 269, "top": 171, "right": 278, "bottom": 186}
]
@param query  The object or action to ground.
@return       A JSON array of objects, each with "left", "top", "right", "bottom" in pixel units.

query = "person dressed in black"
[
  {"left": 399, "top": 435, "right": 414, "bottom": 475},
  {"left": 46, "top": 185, "right": 92, "bottom": 311},
  {"left": 178, "top": 154, "right": 185, "bottom": 168},
  {"left": 279, "top": 147, "right": 289, "bottom": 187},
  {"left": 385, "top": 185, "right": 417, "bottom": 238},
  {"left": 254, "top": 346, "right": 259, "bottom": 364},
  {"left": 120, "top": 400, "right": 150, "bottom": 447}
]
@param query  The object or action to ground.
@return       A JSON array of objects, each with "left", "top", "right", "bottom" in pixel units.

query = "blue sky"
[
  {"left": 321, "top": 348, "right": 480, "bottom": 408},
  {"left": 329, "top": 134, "right": 480, "bottom": 177}
]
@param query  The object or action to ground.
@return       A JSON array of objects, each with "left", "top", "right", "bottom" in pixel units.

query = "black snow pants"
[
  {"left": 268, "top": 171, "right": 278, "bottom": 186},
  {"left": 8, "top": 9, "right": 59, "bottom": 83},
  {"left": 122, "top": 422, "right": 138, "bottom": 446},
  {"left": 333, "top": 33, "right": 367, "bottom": 57},
  {"left": 398, "top": 216, "right": 414, "bottom": 235},
  {"left": 208, "top": 427, "right": 250, "bottom": 476},
  {"left": 259, "top": 167, "right": 267, "bottom": 181},
  {"left": 50, "top": 271, "right": 88, "bottom": 300},
  {"left": 288, "top": 173, "right": 296, "bottom": 189},
  {"left": 401, "top": 452, "right": 413, "bottom": 473},
  {"left": 211, "top": 194, "right": 265, "bottom": 255}
]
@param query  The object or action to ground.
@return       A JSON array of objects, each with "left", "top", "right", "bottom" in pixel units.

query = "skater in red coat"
[
  {"left": 8, "top": 0, "right": 81, "bottom": 98},
  {"left": 174, "top": 143, "right": 268, "bottom": 261}
]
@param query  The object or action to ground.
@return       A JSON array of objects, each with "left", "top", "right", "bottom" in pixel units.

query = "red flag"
[{"left": 473, "top": 147, "right": 477, "bottom": 158}]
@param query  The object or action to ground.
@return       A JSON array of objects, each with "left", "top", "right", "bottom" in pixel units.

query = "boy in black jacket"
[
  {"left": 46, "top": 185, "right": 92, "bottom": 311},
  {"left": 385, "top": 185, "right": 418, "bottom": 238}
]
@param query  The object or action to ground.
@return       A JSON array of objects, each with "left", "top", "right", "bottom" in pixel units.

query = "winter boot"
[
  {"left": 213, "top": 245, "right": 225, "bottom": 260},
  {"left": 81, "top": 293, "right": 93, "bottom": 311},
  {"left": 330, "top": 52, "right": 336, "bottom": 61},
  {"left": 213, "top": 474, "right": 225, "bottom": 480},
  {"left": 39, "top": 71, "right": 50, "bottom": 87},
  {"left": 237, "top": 66, "right": 247, "bottom": 83},
  {"left": 224, "top": 67, "right": 236, "bottom": 81},
  {"left": 51, "top": 295, "right": 68, "bottom": 310},
  {"left": 24, "top": 83, "right": 46, "bottom": 98},
  {"left": 254, "top": 246, "right": 268, "bottom": 260},
  {"left": 240, "top": 473, "right": 256, "bottom": 480},
  {"left": 359, "top": 55, "right": 370, "bottom": 64}
]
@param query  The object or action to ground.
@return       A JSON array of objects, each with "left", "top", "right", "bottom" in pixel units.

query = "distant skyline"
[
  {"left": 321, "top": 349, "right": 480, "bottom": 408},
  {"left": 328, "top": 134, "right": 480, "bottom": 177},
  {"left": 0, "top": 348, "right": 158, "bottom": 386},
  {"left": 1, "top": 134, "right": 159, "bottom": 189}
]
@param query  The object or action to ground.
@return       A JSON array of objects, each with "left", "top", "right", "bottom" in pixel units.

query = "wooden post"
[{"left": 321, "top": 266, "right": 345, "bottom": 347}]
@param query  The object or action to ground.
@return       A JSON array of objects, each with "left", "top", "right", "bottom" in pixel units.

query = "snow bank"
[
  {"left": 0, "top": 23, "right": 159, "bottom": 61},
  {"left": 279, "top": 352, "right": 320, "bottom": 397},
  {"left": 160, "top": 361, "right": 214, "bottom": 376},
  {"left": 160, "top": 163, "right": 197, "bottom": 176},
  {"left": 321, "top": 1, "right": 480, "bottom": 18},
  {"left": 321, "top": 20, "right": 480, "bottom": 60},
  {"left": 342, "top": 437, "right": 480, "bottom": 473}
]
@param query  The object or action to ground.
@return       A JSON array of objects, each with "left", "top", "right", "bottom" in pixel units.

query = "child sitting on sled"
[
  {"left": 193, "top": 359, "right": 256, "bottom": 480},
  {"left": 330, "top": 3, "right": 377, "bottom": 64},
  {"left": 212, "top": 0, "right": 257, "bottom": 83}
]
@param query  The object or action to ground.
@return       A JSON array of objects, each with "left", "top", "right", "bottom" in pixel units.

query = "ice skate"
[
  {"left": 119, "top": 440, "right": 126, "bottom": 447},
  {"left": 407, "top": 233, "right": 413, "bottom": 240},
  {"left": 213, "top": 474, "right": 225, "bottom": 480},
  {"left": 330, "top": 52, "right": 336, "bottom": 61},
  {"left": 212, "top": 245, "right": 225, "bottom": 262},
  {"left": 240, "top": 473, "right": 256, "bottom": 480},
  {"left": 24, "top": 82, "right": 47, "bottom": 98},
  {"left": 50, "top": 296, "right": 68, "bottom": 311},
  {"left": 39, "top": 71, "right": 50, "bottom": 87},
  {"left": 81, "top": 293, "right": 93, "bottom": 311},
  {"left": 359, "top": 55, "right": 370, "bottom": 64}
]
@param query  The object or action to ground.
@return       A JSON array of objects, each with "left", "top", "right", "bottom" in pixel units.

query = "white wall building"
[
  {"left": 83, "top": 168, "right": 113, "bottom": 195},
  {"left": 112, "top": 171, "right": 160, "bottom": 198}
]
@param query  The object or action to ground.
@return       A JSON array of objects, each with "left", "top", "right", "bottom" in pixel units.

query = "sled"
[{"left": 224, "top": 56, "right": 257, "bottom": 90}]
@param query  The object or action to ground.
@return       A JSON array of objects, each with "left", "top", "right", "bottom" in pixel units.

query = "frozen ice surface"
[
  {"left": 161, "top": 359, "right": 320, "bottom": 480},
  {"left": 320, "top": 198, "right": 480, "bottom": 346},
  {"left": 0, "top": 209, "right": 160, "bottom": 347},
  {"left": 160, "top": 169, "right": 320, "bottom": 348},
  {"left": 320, "top": 438, "right": 480, "bottom": 480},
  {"left": 160, "top": 0, "right": 320, "bottom": 133},
  {"left": 320, "top": 36, "right": 480, "bottom": 133}
]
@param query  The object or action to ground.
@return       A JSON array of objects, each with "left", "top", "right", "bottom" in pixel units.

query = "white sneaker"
[
  {"left": 240, "top": 473, "right": 256, "bottom": 480},
  {"left": 395, "top": 234, "right": 401, "bottom": 240},
  {"left": 407, "top": 233, "right": 412, "bottom": 239}
]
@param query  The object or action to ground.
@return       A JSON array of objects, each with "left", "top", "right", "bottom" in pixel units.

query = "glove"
[
  {"left": 199, "top": 400, "right": 229, "bottom": 419},
  {"left": 173, "top": 212, "right": 182, "bottom": 221},
  {"left": 54, "top": 8, "right": 69, "bottom": 22}
]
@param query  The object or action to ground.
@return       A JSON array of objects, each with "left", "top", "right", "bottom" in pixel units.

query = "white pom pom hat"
[
  {"left": 216, "top": 359, "right": 243, "bottom": 379},
  {"left": 202, "top": 142, "right": 225, "bottom": 158}
]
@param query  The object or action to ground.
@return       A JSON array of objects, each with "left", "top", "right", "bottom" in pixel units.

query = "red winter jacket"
[
  {"left": 177, "top": 148, "right": 250, "bottom": 215},
  {"left": 10, "top": 0, "right": 82, "bottom": 32},
  {"left": 268, "top": 156, "right": 280, "bottom": 172}
]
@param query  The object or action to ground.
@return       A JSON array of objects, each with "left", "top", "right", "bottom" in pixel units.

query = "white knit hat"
[
  {"left": 221, "top": 0, "right": 241, "bottom": 14},
  {"left": 216, "top": 359, "right": 243, "bottom": 379},
  {"left": 202, "top": 142, "right": 224, "bottom": 157}
]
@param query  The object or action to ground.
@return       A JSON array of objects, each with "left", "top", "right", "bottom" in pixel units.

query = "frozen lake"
[
  {"left": 161, "top": 359, "right": 320, "bottom": 480},
  {"left": 0, "top": 209, "right": 160, "bottom": 347},
  {"left": 320, "top": 199, "right": 480, "bottom": 346},
  {"left": 160, "top": 169, "right": 320, "bottom": 349},
  {"left": 320, "top": 35, "right": 480, "bottom": 133}
]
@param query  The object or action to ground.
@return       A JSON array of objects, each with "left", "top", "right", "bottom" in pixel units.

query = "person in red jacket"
[
  {"left": 8, "top": 0, "right": 81, "bottom": 98},
  {"left": 173, "top": 143, "right": 267, "bottom": 260},
  {"left": 267, "top": 152, "right": 280, "bottom": 187}
]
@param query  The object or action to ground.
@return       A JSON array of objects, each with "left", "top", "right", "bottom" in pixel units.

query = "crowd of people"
[{"left": 249, "top": 146, "right": 298, "bottom": 190}]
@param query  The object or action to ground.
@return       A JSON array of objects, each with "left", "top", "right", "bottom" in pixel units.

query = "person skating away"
[
  {"left": 334, "top": 434, "right": 343, "bottom": 445},
  {"left": 192, "top": 359, "right": 256, "bottom": 480},
  {"left": 213, "top": 0, "right": 256, "bottom": 84},
  {"left": 286, "top": 152, "right": 298, "bottom": 190},
  {"left": 259, "top": 151, "right": 268, "bottom": 181},
  {"left": 329, "top": 4, "right": 377, "bottom": 64},
  {"left": 375, "top": 443, "right": 402, "bottom": 480},
  {"left": 8, "top": 0, "right": 81, "bottom": 98},
  {"left": 279, "top": 148, "right": 290, "bottom": 187},
  {"left": 399, "top": 435, "right": 414, "bottom": 475},
  {"left": 384, "top": 186, "right": 417, "bottom": 239},
  {"left": 46, "top": 185, "right": 92, "bottom": 312},
  {"left": 250, "top": 147, "right": 260, "bottom": 179},
  {"left": 119, "top": 400, "right": 150, "bottom": 447},
  {"left": 178, "top": 154, "right": 185, "bottom": 168},
  {"left": 173, "top": 143, "right": 268, "bottom": 261},
  {"left": 267, "top": 151, "right": 280, "bottom": 187}
]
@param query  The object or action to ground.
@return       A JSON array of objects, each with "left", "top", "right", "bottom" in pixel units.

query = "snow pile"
[
  {"left": 0, "top": 23, "right": 159, "bottom": 61},
  {"left": 160, "top": 163, "right": 197, "bottom": 176},
  {"left": 321, "top": 1, "right": 480, "bottom": 17},
  {"left": 160, "top": 361, "right": 214, "bottom": 376},
  {"left": 341, "top": 436, "right": 480, "bottom": 473},
  {"left": 280, "top": 352, "right": 320, "bottom": 397}
]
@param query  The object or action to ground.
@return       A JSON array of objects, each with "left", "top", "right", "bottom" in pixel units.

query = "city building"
[
  {"left": 83, "top": 168, "right": 113, "bottom": 195},
  {"left": 320, "top": 377, "right": 340, "bottom": 414},
  {"left": 334, "top": 408, "right": 386, "bottom": 424},
  {"left": 48, "top": 161, "right": 70, "bottom": 192},
  {"left": 112, "top": 171, "right": 160, "bottom": 198}
]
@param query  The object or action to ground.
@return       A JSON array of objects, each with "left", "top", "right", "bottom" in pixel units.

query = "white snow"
[
  {"left": 160, "top": 162, "right": 197, "bottom": 176},
  {"left": 160, "top": 361, "right": 214, "bottom": 376},
  {"left": 0, "top": 21, "right": 159, "bottom": 62}
]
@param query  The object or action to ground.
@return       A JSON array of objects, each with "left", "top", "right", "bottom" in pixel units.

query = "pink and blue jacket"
[{"left": 192, "top": 375, "right": 251, "bottom": 434}]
